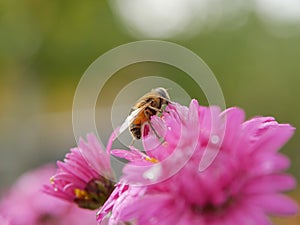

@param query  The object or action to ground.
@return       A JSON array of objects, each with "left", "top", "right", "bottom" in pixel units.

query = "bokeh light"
[
  {"left": 109, "top": 0, "right": 250, "bottom": 39},
  {"left": 254, "top": 0, "right": 300, "bottom": 37}
]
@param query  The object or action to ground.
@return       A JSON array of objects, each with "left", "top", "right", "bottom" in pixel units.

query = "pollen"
[
  {"left": 145, "top": 156, "right": 159, "bottom": 163},
  {"left": 49, "top": 176, "right": 55, "bottom": 184},
  {"left": 74, "top": 189, "right": 89, "bottom": 200}
]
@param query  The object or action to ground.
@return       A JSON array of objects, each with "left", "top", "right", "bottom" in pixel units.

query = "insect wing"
[{"left": 118, "top": 107, "right": 142, "bottom": 136}]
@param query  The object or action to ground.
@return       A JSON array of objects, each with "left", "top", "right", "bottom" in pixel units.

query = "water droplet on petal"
[{"left": 211, "top": 135, "right": 220, "bottom": 144}]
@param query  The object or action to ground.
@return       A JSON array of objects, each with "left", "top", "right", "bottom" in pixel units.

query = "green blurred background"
[{"left": 0, "top": 1, "right": 299, "bottom": 224}]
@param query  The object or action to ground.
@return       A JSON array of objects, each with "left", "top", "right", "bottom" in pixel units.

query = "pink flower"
[
  {"left": 44, "top": 133, "right": 115, "bottom": 210},
  {"left": 96, "top": 182, "right": 140, "bottom": 225},
  {"left": 0, "top": 214, "right": 12, "bottom": 225},
  {"left": 0, "top": 165, "right": 97, "bottom": 225},
  {"left": 100, "top": 100, "right": 298, "bottom": 225}
]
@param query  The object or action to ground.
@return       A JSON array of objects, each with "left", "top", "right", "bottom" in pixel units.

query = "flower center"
[
  {"left": 74, "top": 177, "right": 115, "bottom": 210},
  {"left": 37, "top": 213, "right": 58, "bottom": 224},
  {"left": 191, "top": 197, "right": 235, "bottom": 216}
]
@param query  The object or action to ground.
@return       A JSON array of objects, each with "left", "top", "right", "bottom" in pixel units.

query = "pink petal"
[
  {"left": 248, "top": 122, "right": 294, "bottom": 154},
  {"left": 250, "top": 153, "right": 291, "bottom": 176},
  {"left": 247, "top": 193, "right": 298, "bottom": 216},
  {"left": 244, "top": 174, "right": 297, "bottom": 194},
  {"left": 220, "top": 107, "right": 245, "bottom": 152},
  {"left": 119, "top": 194, "right": 178, "bottom": 225},
  {"left": 226, "top": 202, "right": 272, "bottom": 225},
  {"left": 111, "top": 148, "right": 151, "bottom": 163}
]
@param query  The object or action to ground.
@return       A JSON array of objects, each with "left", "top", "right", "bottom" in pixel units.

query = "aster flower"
[
  {"left": 0, "top": 214, "right": 12, "bottom": 225},
  {"left": 98, "top": 100, "right": 298, "bottom": 225},
  {"left": 97, "top": 182, "right": 139, "bottom": 225},
  {"left": 0, "top": 164, "right": 97, "bottom": 225},
  {"left": 44, "top": 133, "right": 115, "bottom": 210}
]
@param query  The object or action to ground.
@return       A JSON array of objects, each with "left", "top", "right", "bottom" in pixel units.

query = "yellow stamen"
[
  {"left": 145, "top": 157, "right": 159, "bottom": 163},
  {"left": 74, "top": 189, "right": 89, "bottom": 200},
  {"left": 162, "top": 141, "right": 168, "bottom": 147}
]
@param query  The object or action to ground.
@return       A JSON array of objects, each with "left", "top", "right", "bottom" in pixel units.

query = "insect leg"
[
  {"left": 130, "top": 138, "right": 135, "bottom": 146},
  {"left": 144, "top": 112, "right": 165, "bottom": 144},
  {"left": 147, "top": 105, "right": 166, "bottom": 116}
]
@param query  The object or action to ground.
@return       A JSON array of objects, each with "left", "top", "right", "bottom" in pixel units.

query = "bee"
[{"left": 118, "top": 87, "right": 170, "bottom": 141}]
